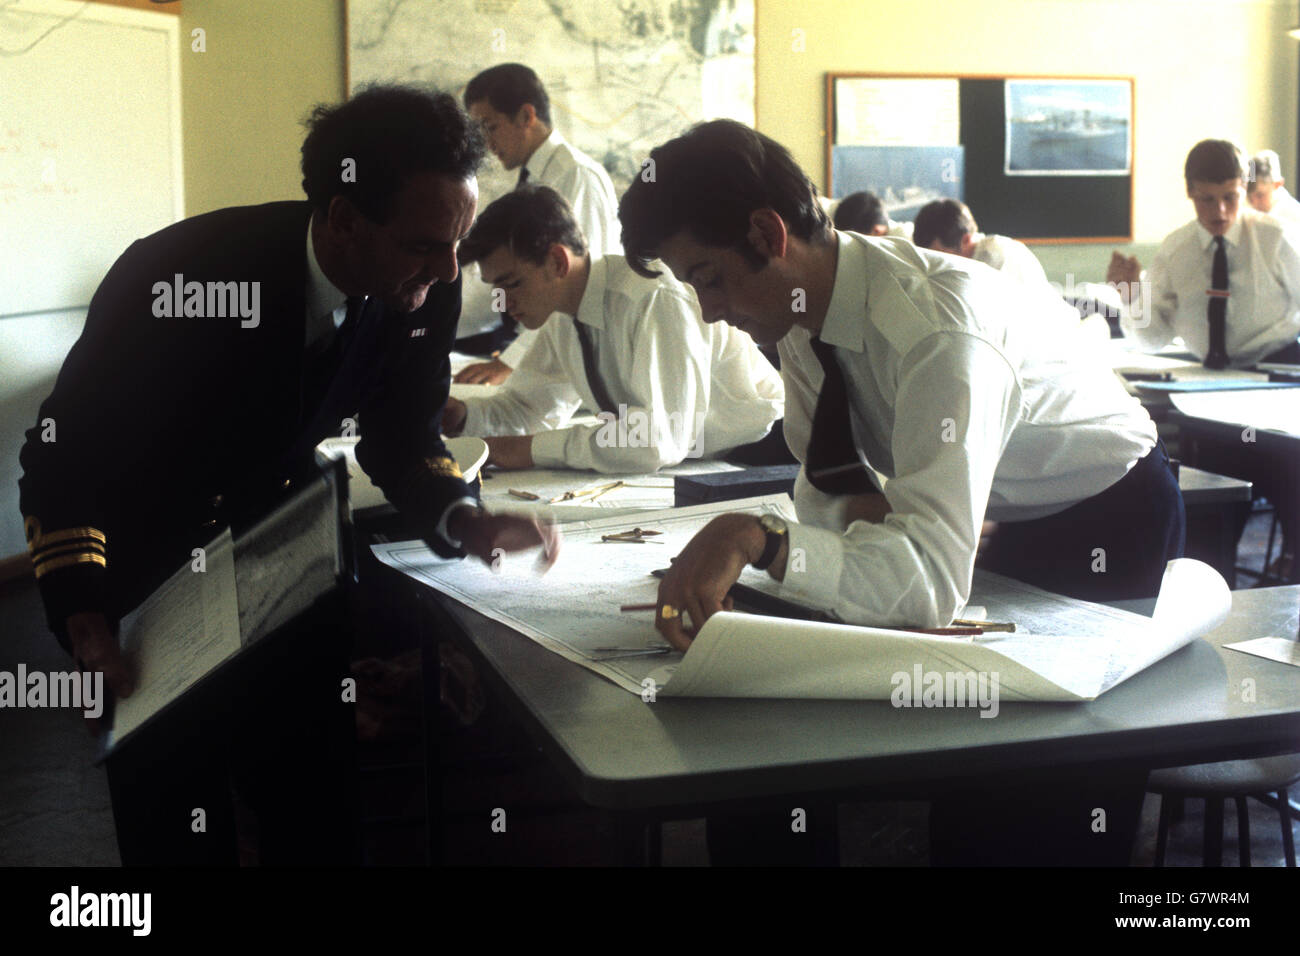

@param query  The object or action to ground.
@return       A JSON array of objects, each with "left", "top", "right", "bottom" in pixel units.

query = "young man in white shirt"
[
  {"left": 913, "top": 198, "right": 1052, "bottom": 290},
  {"left": 1247, "top": 149, "right": 1300, "bottom": 227},
  {"left": 455, "top": 63, "right": 622, "bottom": 385},
  {"left": 1108, "top": 139, "right": 1300, "bottom": 368},
  {"left": 619, "top": 120, "right": 1180, "bottom": 866},
  {"left": 441, "top": 184, "right": 784, "bottom": 473}
]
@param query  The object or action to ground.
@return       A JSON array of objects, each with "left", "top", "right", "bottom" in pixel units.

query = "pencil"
[
  {"left": 508, "top": 488, "right": 540, "bottom": 500},
  {"left": 620, "top": 602, "right": 658, "bottom": 612}
]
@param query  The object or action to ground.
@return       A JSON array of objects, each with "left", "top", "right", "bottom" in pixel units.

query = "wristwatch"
[{"left": 752, "top": 514, "right": 788, "bottom": 571}]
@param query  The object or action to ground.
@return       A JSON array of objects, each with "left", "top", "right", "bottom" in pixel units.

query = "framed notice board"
[{"left": 826, "top": 73, "right": 1134, "bottom": 244}]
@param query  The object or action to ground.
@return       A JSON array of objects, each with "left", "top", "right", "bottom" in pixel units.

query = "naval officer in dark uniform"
[{"left": 18, "top": 85, "right": 557, "bottom": 865}]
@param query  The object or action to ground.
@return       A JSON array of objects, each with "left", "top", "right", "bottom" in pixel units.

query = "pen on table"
[
  {"left": 898, "top": 626, "right": 985, "bottom": 636},
  {"left": 620, "top": 602, "right": 659, "bottom": 612},
  {"left": 952, "top": 619, "right": 1017, "bottom": 633},
  {"left": 508, "top": 488, "right": 540, "bottom": 500}
]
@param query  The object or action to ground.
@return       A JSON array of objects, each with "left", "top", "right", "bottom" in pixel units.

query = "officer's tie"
[
  {"left": 805, "top": 335, "right": 876, "bottom": 495},
  {"left": 303, "top": 295, "right": 366, "bottom": 414},
  {"left": 1204, "top": 236, "right": 1230, "bottom": 369}
]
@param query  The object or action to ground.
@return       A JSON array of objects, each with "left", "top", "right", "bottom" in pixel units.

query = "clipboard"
[{"left": 99, "top": 463, "right": 345, "bottom": 760}]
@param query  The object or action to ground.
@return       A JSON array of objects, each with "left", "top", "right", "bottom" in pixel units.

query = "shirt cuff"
[
  {"left": 529, "top": 428, "right": 569, "bottom": 468},
  {"left": 436, "top": 497, "right": 481, "bottom": 549},
  {"left": 777, "top": 520, "right": 846, "bottom": 617}
]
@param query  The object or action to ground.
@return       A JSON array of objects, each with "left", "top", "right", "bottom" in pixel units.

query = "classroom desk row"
[{"left": 348, "top": 449, "right": 1299, "bottom": 865}]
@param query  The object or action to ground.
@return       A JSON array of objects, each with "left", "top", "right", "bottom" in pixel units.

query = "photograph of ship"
[
  {"left": 831, "top": 145, "right": 965, "bottom": 221},
  {"left": 1004, "top": 79, "right": 1131, "bottom": 176}
]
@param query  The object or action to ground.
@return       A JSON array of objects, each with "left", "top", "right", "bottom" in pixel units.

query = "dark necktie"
[
  {"left": 805, "top": 336, "right": 876, "bottom": 495},
  {"left": 303, "top": 295, "right": 366, "bottom": 414},
  {"left": 1204, "top": 236, "right": 1229, "bottom": 369},
  {"left": 517, "top": 166, "right": 530, "bottom": 187},
  {"left": 574, "top": 320, "right": 618, "bottom": 415}
]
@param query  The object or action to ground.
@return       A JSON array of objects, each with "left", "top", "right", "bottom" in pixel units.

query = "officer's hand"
[
  {"left": 442, "top": 397, "right": 467, "bottom": 436},
  {"left": 451, "top": 508, "right": 561, "bottom": 572},
  {"left": 66, "top": 611, "right": 133, "bottom": 735},
  {"left": 454, "top": 358, "right": 513, "bottom": 385},
  {"left": 654, "top": 514, "right": 755, "bottom": 652},
  {"left": 484, "top": 435, "right": 534, "bottom": 469}
]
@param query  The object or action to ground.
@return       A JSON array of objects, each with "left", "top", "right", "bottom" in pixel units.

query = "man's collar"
[
  {"left": 1198, "top": 215, "right": 1243, "bottom": 249},
  {"left": 574, "top": 254, "right": 608, "bottom": 331},
  {"left": 819, "top": 231, "right": 868, "bottom": 351},
  {"left": 522, "top": 128, "right": 564, "bottom": 180},
  {"left": 305, "top": 216, "right": 350, "bottom": 317}
]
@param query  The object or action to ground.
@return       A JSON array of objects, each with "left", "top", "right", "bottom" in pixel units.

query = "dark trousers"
[
  {"left": 976, "top": 440, "right": 1186, "bottom": 601},
  {"left": 724, "top": 419, "right": 798, "bottom": 467},
  {"left": 106, "top": 592, "right": 359, "bottom": 866}
]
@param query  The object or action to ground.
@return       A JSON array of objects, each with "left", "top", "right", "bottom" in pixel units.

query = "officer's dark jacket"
[{"left": 19, "top": 201, "right": 472, "bottom": 640}]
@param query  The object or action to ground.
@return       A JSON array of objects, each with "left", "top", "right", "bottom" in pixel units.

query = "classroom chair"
[{"left": 1148, "top": 755, "right": 1300, "bottom": 866}]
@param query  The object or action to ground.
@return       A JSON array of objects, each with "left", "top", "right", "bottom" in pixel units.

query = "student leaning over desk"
[
  {"left": 441, "top": 184, "right": 785, "bottom": 473},
  {"left": 618, "top": 120, "right": 1182, "bottom": 867}
]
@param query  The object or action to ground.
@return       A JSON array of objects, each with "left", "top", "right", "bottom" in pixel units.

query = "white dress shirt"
[
  {"left": 304, "top": 218, "right": 349, "bottom": 348},
  {"left": 971, "top": 233, "right": 1049, "bottom": 288},
  {"left": 1119, "top": 212, "right": 1300, "bottom": 366},
  {"left": 462, "top": 254, "right": 784, "bottom": 473},
  {"left": 1268, "top": 186, "right": 1300, "bottom": 227},
  {"left": 498, "top": 129, "right": 623, "bottom": 370},
  {"left": 776, "top": 232, "right": 1157, "bottom": 628}
]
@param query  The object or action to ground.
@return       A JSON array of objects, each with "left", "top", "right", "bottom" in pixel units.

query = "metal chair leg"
[
  {"left": 1155, "top": 796, "right": 1172, "bottom": 867},
  {"left": 1233, "top": 796, "right": 1250, "bottom": 867},
  {"left": 1281, "top": 787, "right": 1296, "bottom": 867},
  {"left": 1204, "top": 798, "right": 1224, "bottom": 867}
]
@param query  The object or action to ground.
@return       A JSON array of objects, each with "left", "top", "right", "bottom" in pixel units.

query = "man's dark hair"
[
  {"left": 1184, "top": 139, "right": 1246, "bottom": 190},
  {"left": 619, "top": 120, "right": 831, "bottom": 278},
  {"left": 301, "top": 84, "right": 484, "bottom": 222},
  {"left": 463, "top": 63, "right": 552, "bottom": 127},
  {"left": 458, "top": 184, "right": 588, "bottom": 267},
  {"left": 912, "top": 199, "right": 978, "bottom": 250},
  {"left": 833, "top": 191, "right": 888, "bottom": 233}
]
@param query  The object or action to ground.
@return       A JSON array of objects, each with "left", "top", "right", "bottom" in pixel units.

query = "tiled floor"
[{"left": 1, "top": 508, "right": 1294, "bottom": 867}]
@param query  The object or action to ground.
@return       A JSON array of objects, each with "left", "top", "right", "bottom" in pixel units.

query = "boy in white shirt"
[
  {"left": 1108, "top": 139, "right": 1300, "bottom": 368},
  {"left": 913, "top": 198, "right": 1051, "bottom": 289},
  {"left": 1247, "top": 149, "right": 1300, "bottom": 227},
  {"left": 619, "top": 119, "right": 1179, "bottom": 866},
  {"left": 442, "top": 185, "right": 784, "bottom": 473},
  {"left": 455, "top": 63, "right": 623, "bottom": 385}
]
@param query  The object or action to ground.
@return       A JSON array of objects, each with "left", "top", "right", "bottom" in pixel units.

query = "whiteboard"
[{"left": 0, "top": 0, "right": 183, "bottom": 318}]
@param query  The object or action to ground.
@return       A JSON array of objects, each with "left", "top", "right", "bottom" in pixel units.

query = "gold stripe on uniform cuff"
[
  {"left": 25, "top": 519, "right": 107, "bottom": 550},
  {"left": 32, "top": 551, "right": 107, "bottom": 578},
  {"left": 32, "top": 539, "right": 107, "bottom": 564},
  {"left": 425, "top": 456, "right": 463, "bottom": 479}
]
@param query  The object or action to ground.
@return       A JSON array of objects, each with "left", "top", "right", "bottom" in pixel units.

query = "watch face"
[{"left": 759, "top": 514, "right": 787, "bottom": 534}]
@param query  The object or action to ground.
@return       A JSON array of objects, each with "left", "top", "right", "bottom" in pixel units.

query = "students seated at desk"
[
  {"left": 913, "top": 198, "right": 1050, "bottom": 288},
  {"left": 619, "top": 120, "right": 1179, "bottom": 865},
  {"left": 455, "top": 63, "right": 621, "bottom": 386},
  {"left": 1247, "top": 149, "right": 1300, "bottom": 227},
  {"left": 1108, "top": 139, "right": 1300, "bottom": 368},
  {"left": 441, "top": 184, "right": 785, "bottom": 473}
]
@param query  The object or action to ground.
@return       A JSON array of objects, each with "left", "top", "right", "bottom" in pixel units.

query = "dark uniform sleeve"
[
  {"left": 18, "top": 239, "right": 177, "bottom": 638},
  {"left": 353, "top": 276, "right": 475, "bottom": 558}
]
